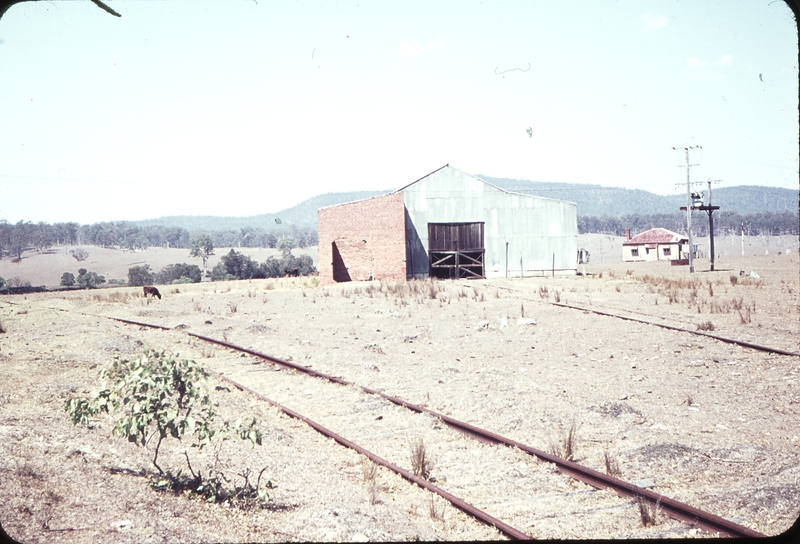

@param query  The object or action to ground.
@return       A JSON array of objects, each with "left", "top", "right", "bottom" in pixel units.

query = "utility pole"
[
  {"left": 673, "top": 145, "right": 702, "bottom": 273},
  {"left": 705, "top": 179, "right": 722, "bottom": 270}
]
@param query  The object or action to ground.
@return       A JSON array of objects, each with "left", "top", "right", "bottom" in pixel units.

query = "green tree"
[
  {"left": 128, "top": 264, "right": 154, "bottom": 286},
  {"left": 77, "top": 269, "right": 106, "bottom": 288},
  {"left": 60, "top": 272, "right": 76, "bottom": 287},
  {"left": 190, "top": 234, "right": 215, "bottom": 278},
  {"left": 219, "top": 249, "right": 263, "bottom": 280},
  {"left": 69, "top": 248, "right": 89, "bottom": 262},
  {"left": 156, "top": 263, "right": 202, "bottom": 284}
]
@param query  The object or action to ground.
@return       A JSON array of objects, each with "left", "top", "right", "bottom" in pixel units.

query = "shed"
[
  {"left": 318, "top": 165, "right": 578, "bottom": 284},
  {"left": 622, "top": 228, "right": 688, "bottom": 262}
]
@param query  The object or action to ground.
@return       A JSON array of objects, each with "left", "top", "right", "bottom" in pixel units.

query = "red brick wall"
[{"left": 318, "top": 192, "right": 407, "bottom": 284}]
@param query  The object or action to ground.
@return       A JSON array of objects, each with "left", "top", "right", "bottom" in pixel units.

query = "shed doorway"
[{"left": 428, "top": 222, "right": 485, "bottom": 279}]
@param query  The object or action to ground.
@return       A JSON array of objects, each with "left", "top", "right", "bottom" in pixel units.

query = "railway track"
[{"left": 105, "top": 314, "right": 764, "bottom": 539}]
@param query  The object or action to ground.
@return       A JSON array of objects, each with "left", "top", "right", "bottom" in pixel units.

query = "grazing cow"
[
  {"left": 285, "top": 268, "right": 300, "bottom": 277},
  {"left": 143, "top": 286, "right": 161, "bottom": 299}
]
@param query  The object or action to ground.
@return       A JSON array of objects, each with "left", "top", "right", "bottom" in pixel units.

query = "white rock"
[{"left": 517, "top": 317, "right": 537, "bottom": 326}]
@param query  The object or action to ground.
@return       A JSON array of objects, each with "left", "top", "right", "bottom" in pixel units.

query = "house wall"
[
  {"left": 402, "top": 167, "right": 578, "bottom": 278},
  {"left": 318, "top": 192, "right": 407, "bottom": 284},
  {"left": 623, "top": 243, "right": 681, "bottom": 262}
]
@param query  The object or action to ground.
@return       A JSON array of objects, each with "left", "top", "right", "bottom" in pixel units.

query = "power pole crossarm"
[{"left": 673, "top": 145, "right": 702, "bottom": 273}]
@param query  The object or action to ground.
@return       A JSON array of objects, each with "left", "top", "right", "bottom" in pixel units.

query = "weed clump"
[{"left": 409, "top": 437, "right": 434, "bottom": 480}]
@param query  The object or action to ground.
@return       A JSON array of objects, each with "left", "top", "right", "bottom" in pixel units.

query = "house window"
[
  {"left": 645, "top": 248, "right": 650, "bottom": 255},
  {"left": 663, "top": 247, "right": 671, "bottom": 256},
  {"left": 631, "top": 248, "right": 639, "bottom": 257}
]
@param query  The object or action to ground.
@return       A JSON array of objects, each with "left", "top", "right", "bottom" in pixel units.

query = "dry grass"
[
  {"left": 409, "top": 437, "right": 434, "bottom": 481},
  {"left": 549, "top": 421, "right": 579, "bottom": 461},
  {"left": 604, "top": 450, "right": 622, "bottom": 477},
  {"left": 91, "top": 290, "right": 134, "bottom": 303},
  {"left": 696, "top": 321, "right": 715, "bottom": 331},
  {"left": 428, "top": 495, "right": 446, "bottom": 521},
  {"left": 637, "top": 496, "right": 661, "bottom": 527}
]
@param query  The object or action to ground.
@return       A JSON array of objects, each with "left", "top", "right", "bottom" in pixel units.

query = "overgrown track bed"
[
  {"left": 3, "top": 260, "right": 798, "bottom": 539},
  {"left": 152, "top": 318, "right": 763, "bottom": 538}
]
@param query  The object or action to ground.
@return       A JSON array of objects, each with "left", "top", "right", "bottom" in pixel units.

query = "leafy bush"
[
  {"left": 156, "top": 263, "right": 202, "bottom": 284},
  {"left": 77, "top": 270, "right": 105, "bottom": 288},
  {"left": 211, "top": 262, "right": 237, "bottom": 281},
  {"left": 65, "top": 350, "right": 272, "bottom": 505},
  {"left": 60, "top": 272, "right": 76, "bottom": 287},
  {"left": 69, "top": 248, "right": 89, "bottom": 262},
  {"left": 0, "top": 276, "right": 5, "bottom": 289},
  {"left": 128, "top": 264, "right": 154, "bottom": 286}
]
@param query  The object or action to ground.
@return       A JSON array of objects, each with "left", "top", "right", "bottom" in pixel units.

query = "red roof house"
[{"left": 622, "top": 228, "right": 688, "bottom": 262}]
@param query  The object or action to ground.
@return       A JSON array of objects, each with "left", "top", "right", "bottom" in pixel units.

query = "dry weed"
[
  {"left": 637, "top": 496, "right": 661, "bottom": 526},
  {"left": 409, "top": 437, "right": 434, "bottom": 480},
  {"left": 604, "top": 450, "right": 622, "bottom": 476},
  {"left": 549, "top": 421, "right": 579, "bottom": 461},
  {"left": 696, "top": 321, "right": 715, "bottom": 331}
]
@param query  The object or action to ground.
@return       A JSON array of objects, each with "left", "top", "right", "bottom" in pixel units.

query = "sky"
[{"left": 0, "top": 0, "right": 797, "bottom": 224}]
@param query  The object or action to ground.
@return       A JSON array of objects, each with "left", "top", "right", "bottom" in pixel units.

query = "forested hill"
[
  {"left": 134, "top": 191, "right": 388, "bottom": 231},
  {"left": 133, "top": 180, "right": 797, "bottom": 231},
  {"left": 480, "top": 177, "right": 799, "bottom": 217}
]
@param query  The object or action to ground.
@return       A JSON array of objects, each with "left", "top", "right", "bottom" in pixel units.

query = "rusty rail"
[
  {"left": 109, "top": 317, "right": 765, "bottom": 538},
  {"left": 551, "top": 302, "right": 800, "bottom": 357}
]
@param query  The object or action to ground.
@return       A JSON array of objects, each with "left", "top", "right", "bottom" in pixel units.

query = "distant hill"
[
  {"left": 479, "top": 176, "right": 799, "bottom": 217},
  {"left": 134, "top": 191, "right": 389, "bottom": 231},
  {"left": 133, "top": 178, "right": 797, "bottom": 232}
]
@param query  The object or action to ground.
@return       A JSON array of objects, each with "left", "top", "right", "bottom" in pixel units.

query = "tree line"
[
  {"left": 578, "top": 210, "right": 798, "bottom": 237},
  {"left": 0, "top": 220, "right": 318, "bottom": 258},
  {"left": 0, "top": 210, "right": 794, "bottom": 259}
]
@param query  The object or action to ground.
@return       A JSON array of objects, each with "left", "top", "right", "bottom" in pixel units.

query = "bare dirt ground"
[{"left": 0, "top": 239, "right": 799, "bottom": 542}]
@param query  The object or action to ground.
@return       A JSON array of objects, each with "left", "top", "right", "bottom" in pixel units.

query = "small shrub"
[
  {"left": 696, "top": 321, "right": 715, "bottom": 331},
  {"left": 228, "top": 302, "right": 238, "bottom": 314},
  {"left": 64, "top": 350, "right": 269, "bottom": 506},
  {"left": 60, "top": 272, "right": 76, "bottom": 287},
  {"left": 69, "top": 248, "right": 89, "bottom": 262}
]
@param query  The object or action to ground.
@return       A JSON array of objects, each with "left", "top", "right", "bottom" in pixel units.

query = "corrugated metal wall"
[{"left": 402, "top": 166, "right": 578, "bottom": 278}]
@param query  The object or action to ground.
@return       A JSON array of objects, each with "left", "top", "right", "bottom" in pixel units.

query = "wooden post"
[{"left": 552, "top": 253, "right": 555, "bottom": 277}]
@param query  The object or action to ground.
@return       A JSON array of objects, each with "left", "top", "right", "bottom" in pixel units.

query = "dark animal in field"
[
  {"left": 285, "top": 268, "right": 300, "bottom": 277},
  {"left": 143, "top": 286, "right": 161, "bottom": 299}
]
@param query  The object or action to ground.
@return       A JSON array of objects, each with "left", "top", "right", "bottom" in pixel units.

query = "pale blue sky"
[{"left": 0, "top": 0, "right": 797, "bottom": 224}]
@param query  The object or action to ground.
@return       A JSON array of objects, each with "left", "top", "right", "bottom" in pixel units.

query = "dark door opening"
[{"left": 428, "top": 222, "right": 485, "bottom": 279}]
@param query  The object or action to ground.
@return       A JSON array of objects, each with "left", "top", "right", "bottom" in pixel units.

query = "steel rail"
[
  {"left": 550, "top": 302, "right": 800, "bottom": 357},
  {"left": 185, "top": 331, "right": 764, "bottom": 538},
  {"left": 110, "top": 317, "right": 765, "bottom": 538},
  {"left": 103, "top": 320, "right": 529, "bottom": 539},
  {"left": 214, "top": 375, "right": 531, "bottom": 540}
]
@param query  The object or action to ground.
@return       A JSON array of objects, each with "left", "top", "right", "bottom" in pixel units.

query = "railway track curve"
[{"left": 107, "top": 314, "right": 764, "bottom": 539}]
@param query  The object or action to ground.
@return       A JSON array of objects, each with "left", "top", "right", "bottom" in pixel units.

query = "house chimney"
[{"left": 626, "top": 228, "right": 631, "bottom": 241}]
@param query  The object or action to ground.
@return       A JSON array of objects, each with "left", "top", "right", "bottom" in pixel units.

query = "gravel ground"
[{"left": 0, "top": 250, "right": 798, "bottom": 541}]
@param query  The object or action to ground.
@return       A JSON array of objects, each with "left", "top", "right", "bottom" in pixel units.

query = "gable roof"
[
  {"left": 624, "top": 227, "right": 687, "bottom": 246},
  {"left": 394, "top": 164, "right": 575, "bottom": 205}
]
